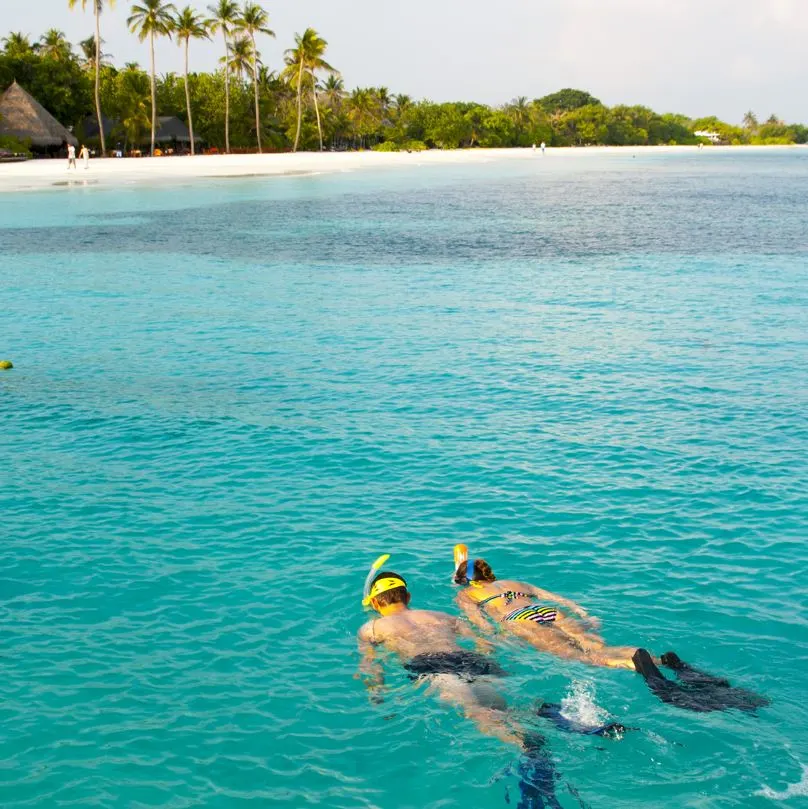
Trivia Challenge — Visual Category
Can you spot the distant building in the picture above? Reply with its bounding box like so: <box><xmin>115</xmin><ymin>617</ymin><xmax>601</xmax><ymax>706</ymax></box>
<box><xmin>0</xmin><ymin>81</ymin><xmax>78</xmax><ymax>154</ymax></box>
<box><xmin>694</xmin><ymin>130</ymin><xmax>722</xmax><ymax>144</ymax></box>
<box><xmin>82</xmin><ymin>114</ymin><xmax>201</xmax><ymax>152</ymax></box>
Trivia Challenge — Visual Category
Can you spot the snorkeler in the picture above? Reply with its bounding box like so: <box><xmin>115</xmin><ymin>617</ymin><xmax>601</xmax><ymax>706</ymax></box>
<box><xmin>358</xmin><ymin>557</ymin><xmax>594</xmax><ymax>808</ymax></box>
<box><xmin>451</xmin><ymin>546</ymin><xmax>768</xmax><ymax>714</ymax></box>
<box><xmin>358</xmin><ymin>556</ymin><xmax>522</xmax><ymax>747</ymax></box>
<box><xmin>357</xmin><ymin>556</ymin><xmax>622</xmax><ymax>808</ymax></box>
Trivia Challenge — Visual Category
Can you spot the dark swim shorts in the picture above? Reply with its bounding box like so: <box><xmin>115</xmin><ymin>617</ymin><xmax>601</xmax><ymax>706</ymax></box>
<box><xmin>403</xmin><ymin>650</ymin><xmax>507</xmax><ymax>681</ymax></box>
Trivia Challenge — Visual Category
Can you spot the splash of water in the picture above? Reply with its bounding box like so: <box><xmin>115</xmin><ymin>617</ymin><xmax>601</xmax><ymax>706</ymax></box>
<box><xmin>559</xmin><ymin>680</ymin><xmax>610</xmax><ymax>728</ymax></box>
<box><xmin>756</xmin><ymin>764</ymin><xmax>808</xmax><ymax>801</ymax></box>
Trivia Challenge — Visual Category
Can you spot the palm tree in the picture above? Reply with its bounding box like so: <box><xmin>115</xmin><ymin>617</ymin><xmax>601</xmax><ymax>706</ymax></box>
<box><xmin>68</xmin><ymin>0</ymin><xmax>114</xmax><ymax>156</ymax></box>
<box><xmin>347</xmin><ymin>87</ymin><xmax>377</xmax><ymax>149</ymax></box>
<box><xmin>393</xmin><ymin>94</ymin><xmax>412</xmax><ymax>113</ymax></box>
<box><xmin>237</xmin><ymin>2</ymin><xmax>274</xmax><ymax>153</ymax></box>
<box><xmin>206</xmin><ymin>0</ymin><xmax>239</xmax><ymax>154</ymax></box>
<box><xmin>507</xmin><ymin>96</ymin><xmax>531</xmax><ymax>131</ymax></box>
<box><xmin>39</xmin><ymin>29</ymin><xmax>72</xmax><ymax>61</ymax></box>
<box><xmin>322</xmin><ymin>74</ymin><xmax>344</xmax><ymax>110</ymax></box>
<box><xmin>284</xmin><ymin>28</ymin><xmax>336</xmax><ymax>152</ymax></box>
<box><xmin>224</xmin><ymin>34</ymin><xmax>253</xmax><ymax>82</ymax></box>
<box><xmin>173</xmin><ymin>7</ymin><xmax>208</xmax><ymax>155</ymax></box>
<box><xmin>78</xmin><ymin>35</ymin><xmax>113</xmax><ymax>69</ymax></box>
<box><xmin>128</xmin><ymin>0</ymin><xmax>177</xmax><ymax>156</ymax></box>
<box><xmin>2</xmin><ymin>32</ymin><xmax>35</xmax><ymax>58</ymax></box>
<box><xmin>375</xmin><ymin>86</ymin><xmax>391</xmax><ymax>118</ymax></box>
<box><xmin>742</xmin><ymin>110</ymin><xmax>758</xmax><ymax>131</ymax></box>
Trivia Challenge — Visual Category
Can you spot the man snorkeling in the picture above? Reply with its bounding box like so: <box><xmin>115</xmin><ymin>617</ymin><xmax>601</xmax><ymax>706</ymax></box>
<box><xmin>451</xmin><ymin>545</ymin><xmax>768</xmax><ymax>713</ymax></box>
<box><xmin>357</xmin><ymin>556</ymin><xmax>626</xmax><ymax>808</ymax></box>
<box><xmin>358</xmin><ymin>561</ymin><xmax>523</xmax><ymax>747</ymax></box>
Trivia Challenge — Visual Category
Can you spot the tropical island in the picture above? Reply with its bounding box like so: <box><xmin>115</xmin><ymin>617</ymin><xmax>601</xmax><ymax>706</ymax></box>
<box><xmin>1</xmin><ymin>1</ymin><xmax>806</xmax><ymax>158</ymax></box>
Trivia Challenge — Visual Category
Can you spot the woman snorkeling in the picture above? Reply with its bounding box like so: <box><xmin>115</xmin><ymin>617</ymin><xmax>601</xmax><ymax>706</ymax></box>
<box><xmin>452</xmin><ymin>545</ymin><xmax>639</xmax><ymax>670</ymax></box>
<box><xmin>452</xmin><ymin>545</ymin><xmax>769</xmax><ymax>713</ymax></box>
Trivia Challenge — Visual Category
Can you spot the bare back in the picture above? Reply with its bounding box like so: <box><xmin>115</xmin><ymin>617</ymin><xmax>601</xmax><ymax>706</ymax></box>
<box><xmin>359</xmin><ymin>608</ymin><xmax>467</xmax><ymax>661</ymax></box>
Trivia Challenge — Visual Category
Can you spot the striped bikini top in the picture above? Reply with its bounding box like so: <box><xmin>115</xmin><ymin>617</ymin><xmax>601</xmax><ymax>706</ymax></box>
<box><xmin>475</xmin><ymin>589</ymin><xmax>534</xmax><ymax>609</ymax></box>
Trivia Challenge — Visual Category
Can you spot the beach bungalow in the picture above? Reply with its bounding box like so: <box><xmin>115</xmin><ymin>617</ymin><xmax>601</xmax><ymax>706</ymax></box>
<box><xmin>153</xmin><ymin>116</ymin><xmax>201</xmax><ymax>154</ymax></box>
<box><xmin>80</xmin><ymin>113</ymin><xmax>201</xmax><ymax>155</ymax></box>
<box><xmin>0</xmin><ymin>81</ymin><xmax>78</xmax><ymax>155</ymax></box>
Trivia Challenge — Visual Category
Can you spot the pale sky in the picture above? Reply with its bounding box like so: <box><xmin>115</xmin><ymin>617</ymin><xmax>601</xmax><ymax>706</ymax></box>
<box><xmin>3</xmin><ymin>0</ymin><xmax>807</xmax><ymax>123</ymax></box>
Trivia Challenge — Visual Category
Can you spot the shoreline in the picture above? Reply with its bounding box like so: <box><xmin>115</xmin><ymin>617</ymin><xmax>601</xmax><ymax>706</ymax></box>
<box><xmin>0</xmin><ymin>144</ymin><xmax>803</xmax><ymax>194</ymax></box>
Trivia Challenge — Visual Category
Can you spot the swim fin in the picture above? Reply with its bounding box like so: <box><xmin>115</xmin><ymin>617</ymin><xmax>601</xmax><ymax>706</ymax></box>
<box><xmin>633</xmin><ymin>649</ymin><xmax>769</xmax><ymax>713</ymax></box>
<box><xmin>515</xmin><ymin>732</ymin><xmax>564</xmax><ymax>809</ymax></box>
<box><xmin>537</xmin><ymin>703</ymin><xmax>631</xmax><ymax>737</ymax></box>
<box><xmin>660</xmin><ymin>651</ymin><xmax>770</xmax><ymax>713</ymax></box>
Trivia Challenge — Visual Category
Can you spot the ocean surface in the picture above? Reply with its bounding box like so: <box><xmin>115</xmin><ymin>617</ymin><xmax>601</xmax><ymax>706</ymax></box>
<box><xmin>1</xmin><ymin>150</ymin><xmax>807</xmax><ymax>808</ymax></box>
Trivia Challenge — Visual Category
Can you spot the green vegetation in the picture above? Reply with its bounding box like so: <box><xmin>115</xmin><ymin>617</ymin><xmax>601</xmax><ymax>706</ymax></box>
<box><xmin>2</xmin><ymin>21</ymin><xmax>807</xmax><ymax>153</ymax></box>
<box><xmin>0</xmin><ymin>134</ymin><xmax>32</xmax><ymax>155</ymax></box>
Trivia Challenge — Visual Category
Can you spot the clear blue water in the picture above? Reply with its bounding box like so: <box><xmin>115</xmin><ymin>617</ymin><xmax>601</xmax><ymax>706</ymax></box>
<box><xmin>1</xmin><ymin>151</ymin><xmax>807</xmax><ymax>808</ymax></box>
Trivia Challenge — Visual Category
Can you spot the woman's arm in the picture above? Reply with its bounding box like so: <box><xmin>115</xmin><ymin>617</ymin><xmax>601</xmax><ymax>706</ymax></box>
<box><xmin>456</xmin><ymin>591</ymin><xmax>495</xmax><ymax>635</ymax></box>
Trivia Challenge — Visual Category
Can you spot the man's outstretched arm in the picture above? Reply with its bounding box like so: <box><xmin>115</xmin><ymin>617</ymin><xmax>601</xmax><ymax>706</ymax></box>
<box><xmin>357</xmin><ymin>622</ymin><xmax>385</xmax><ymax>703</ymax></box>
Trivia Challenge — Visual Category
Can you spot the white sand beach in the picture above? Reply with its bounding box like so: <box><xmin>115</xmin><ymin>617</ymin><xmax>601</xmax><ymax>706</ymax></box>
<box><xmin>0</xmin><ymin>145</ymin><xmax>802</xmax><ymax>193</ymax></box>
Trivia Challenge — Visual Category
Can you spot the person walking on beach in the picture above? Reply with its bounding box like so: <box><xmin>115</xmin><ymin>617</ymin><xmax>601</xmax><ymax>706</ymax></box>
<box><xmin>541</xmin><ymin>141</ymin><xmax>546</xmax><ymax>154</ymax></box>
<box><xmin>80</xmin><ymin>145</ymin><xmax>90</xmax><ymax>170</ymax></box>
<box><xmin>67</xmin><ymin>143</ymin><xmax>77</xmax><ymax>170</ymax></box>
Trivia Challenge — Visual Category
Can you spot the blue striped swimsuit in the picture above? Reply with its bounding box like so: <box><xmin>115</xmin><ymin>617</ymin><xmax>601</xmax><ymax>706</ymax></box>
<box><xmin>477</xmin><ymin>590</ymin><xmax>558</xmax><ymax>624</ymax></box>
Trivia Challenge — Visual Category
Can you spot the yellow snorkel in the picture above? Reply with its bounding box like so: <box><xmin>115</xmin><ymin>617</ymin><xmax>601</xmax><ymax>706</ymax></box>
<box><xmin>362</xmin><ymin>554</ymin><xmax>391</xmax><ymax>607</ymax></box>
<box><xmin>453</xmin><ymin>543</ymin><xmax>470</xmax><ymax>584</ymax></box>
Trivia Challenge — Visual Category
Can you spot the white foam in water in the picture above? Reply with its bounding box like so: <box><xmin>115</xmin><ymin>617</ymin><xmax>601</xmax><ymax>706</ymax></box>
<box><xmin>559</xmin><ymin>680</ymin><xmax>610</xmax><ymax>727</ymax></box>
<box><xmin>756</xmin><ymin>764</ymin><xmax>808</xmax><ymax>801</ymax></box>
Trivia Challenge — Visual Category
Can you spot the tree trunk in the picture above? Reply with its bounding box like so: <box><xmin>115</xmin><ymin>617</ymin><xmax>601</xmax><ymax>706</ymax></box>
<box><xmin>251</xmin><ymin>33</ymin><xmax>261</xmax><ymax>154</ymax></box>
<box><xmin>293</xmin><ymin>56</ymin><xmax>304</xmax><ymax>152</ymax></box>
<box><xmin>184</xmin><ymin>39</ymin><xmax>194</xmax><ymax>155</ymax></box>
<box><xmin>312</xmin><ymin>83</ymin><xmax>323</xmax><ymax>151</ymax></box>
<box><xmin>149</xmin><ymin>31</ymin><xmax>157</xmax><ymax>156</ymax></box>
<box><xmin>94</xmin><ymin>6</ymin><xmax>106</xmax><ymax>156</ymax></box>
<box><xmin>222</xmin><ymin>30</ymin><xmax>230</xmax><ymax>153</ymax></box>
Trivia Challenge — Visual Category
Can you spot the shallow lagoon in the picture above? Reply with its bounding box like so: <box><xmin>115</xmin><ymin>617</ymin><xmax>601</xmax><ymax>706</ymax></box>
<box><xmin>1</xmin><ymin>151</ymin><xmax>807</xmax><ymax>807</ymax></box>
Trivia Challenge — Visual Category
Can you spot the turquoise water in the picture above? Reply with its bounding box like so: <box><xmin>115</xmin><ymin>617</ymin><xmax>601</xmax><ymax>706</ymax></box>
<box><xmin>1</xmin><ymin>151</ymin><xmax>807</xmax><ymax>808</ymax></box>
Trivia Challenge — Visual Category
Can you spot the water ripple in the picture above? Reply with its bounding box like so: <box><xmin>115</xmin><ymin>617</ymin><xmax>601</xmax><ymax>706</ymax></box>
<box><xmin>2</xmin><ymin>152</ymin><xmax>807</xmax><ymax>808</ymax></box>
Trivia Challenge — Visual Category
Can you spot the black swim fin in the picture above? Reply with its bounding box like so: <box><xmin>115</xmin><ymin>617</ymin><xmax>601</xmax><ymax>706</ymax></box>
<box><xmin>516</xmin><ymin>732</ymin><xmax>563</xmax><ymax>809</ymax></box>
<box><xmin>633</xmin><ymin>649</ymin><xmax>769</xmax><ymax>713</ymax></box>
<box><xmin>660</xmin><ymin>651</ymin><xmax>770</xmax><ymax>713</ymax></box>
<box><xmin>537</xmin><ymin>703</ymin><xmax>631</xmax><ymax>737</ymax></box>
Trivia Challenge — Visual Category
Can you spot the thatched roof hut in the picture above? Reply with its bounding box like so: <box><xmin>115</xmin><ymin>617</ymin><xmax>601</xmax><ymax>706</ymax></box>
<box><xmin>155</xmin><ymin>116</ymin><xmax>200</xmax><ymax>144</ymax></box>
<box><xmin>0</xmin><ymin>81</ymin><xmax>78</xmax><ymax>149</ymax></box>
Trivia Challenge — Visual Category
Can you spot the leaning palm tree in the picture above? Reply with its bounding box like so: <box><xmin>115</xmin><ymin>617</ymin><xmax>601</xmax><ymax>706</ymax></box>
<box><xmin>237</xmin><ymin>2</ymin><xmax>274</xmax><ymax>153</ymax></box>
<box><xmin>283</xmin><ymin>28</ymin><xmax>336</xmax><ymax>152</ymax></box>
<box><xmin>206</xmin><ymin>0</ymin><xmax>239</xmax><ymax>154</ymax></box>
<box><xmin>39</xmin><ymin>29</ymin><xmax>72</xmax><ymax>61</ymax></box>
<box><xmin>68</xmin><ymin>0</ymin><xmax>114</xmax><ymax>155</ymax></box>
<box><xmin>128</xmin><ymin>0</ymin><xmax>177</xmax><ymax>156</ymax></box>
<box><xmin>173</xmin><ymin>7</ymin><xmax>208</xmax><ymax>155</ymax></box>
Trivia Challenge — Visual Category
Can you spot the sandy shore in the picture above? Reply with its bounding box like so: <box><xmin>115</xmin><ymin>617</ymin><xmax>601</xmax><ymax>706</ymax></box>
<box><xmin>0</xmin><ymin>145</ymin><xmax>802</xmax><ymax>193</ymax></box>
